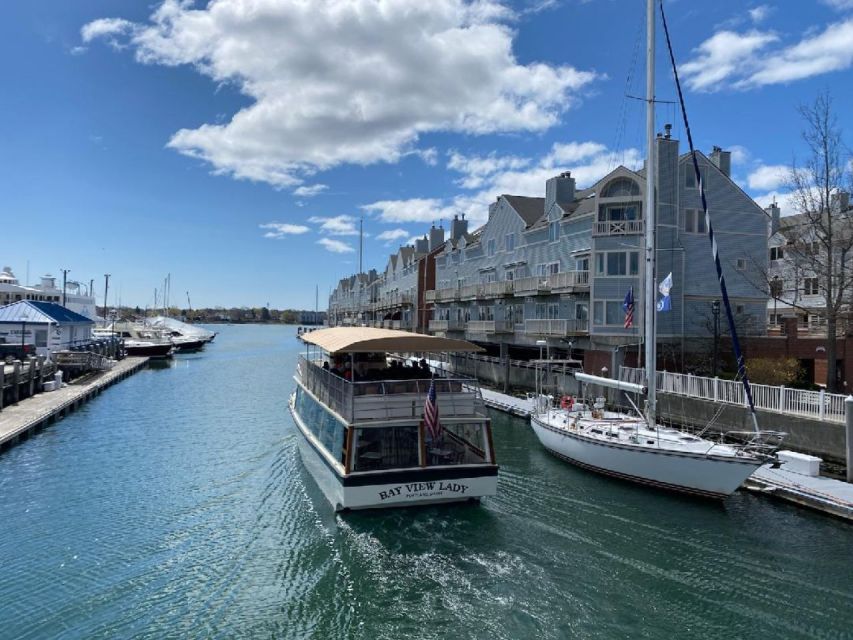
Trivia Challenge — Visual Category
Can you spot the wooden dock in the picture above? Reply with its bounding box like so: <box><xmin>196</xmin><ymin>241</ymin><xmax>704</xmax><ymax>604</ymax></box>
<box><xmin>0</xmin><ymin>357</ymin><xmax>149</xmax><ymax>452</ymax></box>
<box><xmin>480</xmin><ymin>385</ymin><xmax>852</xmax><ymax>521</ymax></box>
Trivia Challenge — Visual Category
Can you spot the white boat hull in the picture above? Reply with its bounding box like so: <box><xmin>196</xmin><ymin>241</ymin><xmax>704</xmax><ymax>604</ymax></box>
<box><xmin>291</xmin><ymin>400</ymin><xmax>498</xmax><ymax>511</ymax></box>
<box><xmin>530</xmin><ymin>415</ymin><xmax>762</xmax><ymax>498</ymax></box>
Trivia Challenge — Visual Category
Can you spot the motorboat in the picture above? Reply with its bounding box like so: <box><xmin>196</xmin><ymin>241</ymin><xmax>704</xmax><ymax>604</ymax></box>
<box><xmin>93</xmin><ymin>323</ymin><xmax>174</xmax><ymax>359</ymax></box>
<box><xmin>289</xmin><ymin>327</ymin><xmax>498</xmax><ymax>511</ymax></box>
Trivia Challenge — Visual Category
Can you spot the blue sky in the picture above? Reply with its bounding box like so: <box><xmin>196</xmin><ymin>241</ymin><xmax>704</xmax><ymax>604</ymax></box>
<box><xmin>2</xmin><ymin>0</ymin><xmax>852</xmax><ymax>310</ymax></box>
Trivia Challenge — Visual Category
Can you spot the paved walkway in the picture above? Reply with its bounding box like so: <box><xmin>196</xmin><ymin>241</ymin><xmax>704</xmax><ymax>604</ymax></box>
<box><xmin>0</xmin><ymin>357</ymin><xmax>148</xmax><ymax>449</ymax></box>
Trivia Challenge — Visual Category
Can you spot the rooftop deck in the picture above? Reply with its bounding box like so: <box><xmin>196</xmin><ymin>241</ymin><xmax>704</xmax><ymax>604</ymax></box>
<box><xmin>296</xmin><ymin>356</ymin><xmax>486</xmax><ymax>424</ymax></box>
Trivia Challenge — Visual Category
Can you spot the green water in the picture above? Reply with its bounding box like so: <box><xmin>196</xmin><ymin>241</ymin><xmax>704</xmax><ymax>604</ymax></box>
<box><xmin>0</xmin><ymin>325</ymin><xmax>850</xmax><ymax>639</ymax></box>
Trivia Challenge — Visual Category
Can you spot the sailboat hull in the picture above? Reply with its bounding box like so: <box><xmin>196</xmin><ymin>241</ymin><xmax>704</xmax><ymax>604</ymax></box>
<box><xmin>531</xmin><ymin>416</ymin><xmax>762</xmax><ymax>498</ymax></box>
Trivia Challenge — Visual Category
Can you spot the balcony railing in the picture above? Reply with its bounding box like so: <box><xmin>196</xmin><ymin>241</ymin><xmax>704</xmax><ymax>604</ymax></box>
<box><xmin>459</xmin><ymin>284</ymin><xmax>481</xmax><ymax>300</ymax></box>
<box><xmin>428</xmin><ymin>318</ymin><xmax>465</xmax><ymax>332</ymax></box>
<box><xmin>466</xmin><ymin>320</ymin><xmax>515</xmax><ymax>334</ymax></box>
<box><xmin>523</xmin><ymin>318</ymin><xmax>589</xmax><ymax>336</ymax></box>
<box><xmin>480</xmin><ymin>281</ymin><xmax>514</xmax><ymax>298</ymax></box>
<box><xmin>512</xmin><ymin>276</ymin><xmax>551</xmax><ymax>294</ymax></box>
<box><xmin>593</xmin><ymin>220</ymin><xmax>644</xmax><ymax>236</ymax></box>
<box><xmin>549</xmin><ymin>270</ymin><xmax>590</xmax><ymax>290</ymax></box>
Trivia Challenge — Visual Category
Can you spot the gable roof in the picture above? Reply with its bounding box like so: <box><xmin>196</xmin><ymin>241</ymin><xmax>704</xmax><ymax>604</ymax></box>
<box><xmin>0</xmin><ymin>300</ymin><xmax>94</xmax><ymax>324</ymax></box>
<box><xmin>504</xmin><ymin>195</ymin><xmax>545</xmax><ymax>227</ymax></box>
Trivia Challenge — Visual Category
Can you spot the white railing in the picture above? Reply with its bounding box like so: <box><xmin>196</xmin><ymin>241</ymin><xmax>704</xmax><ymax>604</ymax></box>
<box><xmin>481</xmin><ymin>281</ymin><xmax>514</xmax><ymax>297</ymax></box>
<box><xmin>523</xmin><ymin>319</ymin><xmax>589</xmax><ymax>336</ymax></box>
<box><xmin>512</xmin><ymin>276</ymin><xmax>550</xmax><ymax>294</ymax></box>
<box><xmin>459</xmin><ymin>284</ymin><xmax>481</xmax><ymax>299</ymax></box>
<box><xmin>618</xmin><ymin>366</ymin><xmax>845</xmax><ymax>423</ymax></box>
<box><xmin>548</xmin><ymin>271</ymin><xmax>590</xmax><ymax>289</ymax></box>
<box><xmin>428</xmin><ymin>318</ymin><xmax>465</xmax><ymax>332</ymax></box>
<box><xmin>593</xmin><ymin>220</ymin><xmax>644</xmax><ymax>236</ymax></box>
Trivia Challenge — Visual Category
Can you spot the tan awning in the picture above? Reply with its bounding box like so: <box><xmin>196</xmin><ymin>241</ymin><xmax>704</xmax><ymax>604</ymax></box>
<box><xmin>300</xmin><ymin>327</ymin><xmax>484</xmax><ymax>354</ymax></box>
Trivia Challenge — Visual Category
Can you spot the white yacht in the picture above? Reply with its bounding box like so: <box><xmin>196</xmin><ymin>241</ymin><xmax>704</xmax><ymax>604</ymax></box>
<box><xmin>149</xmin><ymin>316</ymin><xmax>216</xmax><ymax>351</ymax></box>
<box><xmin>290</xmin><ymin>327</ymin><xmax>498</xmax><ymax>511</ymax></box>
<box><xmin>0</xmin><ymin>268</ymin><xmax>97</xmax><ymax>320</ymax></box>
<box><xmin>94</xmin><ymin>322</ymin><xmax>174</xmax><ymax>359</ymax></box>
<box><xmin>529</xmin><ymin>0</ymin><xmax>780</xmax><ymax>498</ymax></box>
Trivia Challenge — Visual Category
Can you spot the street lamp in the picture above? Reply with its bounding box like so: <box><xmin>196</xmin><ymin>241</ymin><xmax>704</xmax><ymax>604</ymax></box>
<box><xmin>711</xmin><ymin>299</ymin><xmax>721</xmax><ymax>377</ymax></box>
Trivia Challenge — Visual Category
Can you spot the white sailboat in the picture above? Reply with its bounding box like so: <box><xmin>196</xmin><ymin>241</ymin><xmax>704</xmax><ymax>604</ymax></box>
<box><xmin>529</xmin><ymin>0</ymin><xmax>781</xmax><ymax>498</ymax></box>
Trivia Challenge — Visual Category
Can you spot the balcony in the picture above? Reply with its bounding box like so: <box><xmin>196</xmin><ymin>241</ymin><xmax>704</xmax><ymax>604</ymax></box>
<box><xmin>428</xmin><ymin>318</ymin><xmax>465</xmax><ymax>332</ymax></box>
<box><xmin>523</xmin><ymin>318</ymin><xmax>589</xmax><ymax>336</ymax></box>
<box><xmin>466</xmin><ymin>320</ymin><xmax>515</xmax><ymax>334</ymax></box>
<box><xmin>427</xmin><ymin>287</ymin><xmax>460</xmax><ymax>302</ymax></box>
<box><xmin>549</xmin><ymin>270</ymin><xmax>589</xmax><ymax>290</ymax></box>
<box><xmin>480</xmin><ymin>281</ymin><xmax>514</xmax><ymax>298</ymax></box>
<box><xmin>593</xmin><ymin>220</ymin><xmax>644</xmax><ymax>236</ymax></box>
<box><xmin>459</xmin><ymin>284</ymin><xmax>482</xmax><ymax>300</ymax></box>
<box><xmin>512</xmin><ymin>276</ymin><xmax>551</xmax><ymax>295</ymax></box>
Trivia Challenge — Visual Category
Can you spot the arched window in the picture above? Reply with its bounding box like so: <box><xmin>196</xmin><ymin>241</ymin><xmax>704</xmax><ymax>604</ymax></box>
<box><xmin>602</xmin><ymin>178</ymin><xmax>640</xmax><ymax>197</ymax></box>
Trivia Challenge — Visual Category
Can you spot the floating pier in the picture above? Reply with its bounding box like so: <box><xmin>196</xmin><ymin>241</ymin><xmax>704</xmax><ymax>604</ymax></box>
<box><xmin>0</xmin><ymin>356</ymin><xmax>149</xmax><ymax>452</ymax></box>
<box><xmin>480</xmin><ymin>385</ymin><xmax>852</xmax><ymax>521</ymax></box>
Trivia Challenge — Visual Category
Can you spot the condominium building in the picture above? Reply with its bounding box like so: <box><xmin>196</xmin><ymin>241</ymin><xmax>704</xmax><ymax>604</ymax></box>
<box><xmin>329</xmin><ymin>132</ymin><xmax>769</xmax><ymax>372</ymax></box>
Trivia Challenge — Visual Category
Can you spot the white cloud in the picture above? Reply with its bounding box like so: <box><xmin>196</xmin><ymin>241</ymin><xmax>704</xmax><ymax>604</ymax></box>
<box><xmin>362</xmin><ymin>198</ymin><xmax>458</xmax><ymax>224</ymax></box>
<box><xmin>81</xmin><ymin>17</ymin><xmax>135</xmax><ymax>43</ymax></box>
<box><xmin>309</xmin><ymin>214</ymin><xmax>360</xmax><ymax>236</ymax></box>
<box><xmin>318</xmin><ymin>237</ymin><xmax>355</xmax><ymax>253</ymax></box>
<box><xmin>376</xmin><ymin>228</ymin><xmax>410</xmax><ymax>243</ymax></box>
<box><xmin>364</xmin><ymin>140</ymin><xmax>644</xmax><ymax>228</ymax></box>
<box><xmin>82</xmin><ymin>0</ymin><xmax>599</xmax><ymax>189</ymax></box>
<box><xmin>748</xmin><ymin>5</ymin><xmax>772</xmax><ymax>23</ymax></box>
<box><xmin>680</xmin><ymin>30</ymin><xmax>778</xmax><ymax>91</ymax></box>
<box><xmin>742</xmin><ymin>18</ymin><xmax>853</xmax><ymax>87</ymax></box>
<box><xmin>681</xmin><ymin>18</ymin><xmax>853</xmax><ymax>91</ymax></box>
<box><xmin>259</xmin><ymin>222</ymin><xmax>310</xmax><ymax>238</ymax></box>
<box><xmin>751</xmin><ymin>190</ymin><xmax>797</xmax><ymax>216</ymax></box>
<box><xmin>747</xmin><ymin>164</ymin><xmax>789</xmax><ymax>191</ymax></box>
<box><xmin>822</xmin><ymin>0</ymin><xmax>853</xmax><ymax>10</ymax></box>
<box><xmin>293</xmin><ymin>184</ymin><xmax>328</xmax><ymax>198</ymax></box>
<box><xmin>728</xmin><ymin>145</ymin><xmax>751</xmax><ymax>166</ymax></box>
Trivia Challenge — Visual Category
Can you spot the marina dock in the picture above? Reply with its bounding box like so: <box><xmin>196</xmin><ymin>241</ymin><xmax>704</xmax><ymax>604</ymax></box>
<box><xmin>0</xmin><ymin>356</ymin><xmax>149</xmax><ymax>452</ymax></box>
<box><xmin>479</xmin><ymin>385</ymin><xmax>853</xmax><ymax>521</ymax></box>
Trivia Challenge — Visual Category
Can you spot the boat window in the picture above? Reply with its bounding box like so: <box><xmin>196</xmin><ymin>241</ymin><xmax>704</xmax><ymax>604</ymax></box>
<box><xmin>295</xmin><ymin>386</ymin><xmax>346</xmax><ymax>463</ymax></box>
<box><xmin>428</xmin><ymin>422</ymin><xmax>489</xmax><ymax>466</ymax></box>
<box><xmin>352</xmin><ymin>426</ymin><xmax>419</xmax><ymax>471</ymax></box>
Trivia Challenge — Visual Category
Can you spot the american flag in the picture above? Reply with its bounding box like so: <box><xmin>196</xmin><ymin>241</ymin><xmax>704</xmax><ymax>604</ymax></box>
<box><xmin>424</xmin><ymin>378</ymin><xmax>443</xmax><ymax>442</ymax></box>
<box><xmin>623</xmin><ymin>286</ymin><xmax>634</xmax><ymax>329</ymax></box>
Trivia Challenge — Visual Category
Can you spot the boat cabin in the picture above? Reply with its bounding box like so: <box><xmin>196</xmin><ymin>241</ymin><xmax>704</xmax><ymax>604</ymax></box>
<box><xmin>295</xmin><ymin>327</ymin><xmax>495</xmax><ymax>474</ymax></box>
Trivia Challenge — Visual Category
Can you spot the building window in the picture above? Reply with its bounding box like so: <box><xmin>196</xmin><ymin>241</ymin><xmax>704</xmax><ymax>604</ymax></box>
<box><xmin>601</xmin><ymin>178</ymin><xmax>640</xmax><ymax>197</ymax></box>
<box><xmin>769</xmin><ymin>246</ymin><xmax>784</xmax><ymax>261</ymax></box>
<box><xmin>683</xmin><ymin>209</ymin><xmax>706</xmax><ymax>234</ymax></box>
<box><xmin>685</xmin><ymin>165</ymin><xmax>703</xmax><ymax>188</ymax></box>
<box><xmin>505</xmin><ymin>269</ymin><xmax>514</xmax><ymax>281</ymax></box>
<box><xmin>478</xmin><ymin>306</ymin><xmax>494</xmax><ymax>321</ymax></box>
<box><xmin>505</xmin><ymin>233</ymin><xmax>516</xmax><ymax>252</ymax></box>
<box><xmin>549</xmin><ymin>220</ymin><xmax>560</xmax><ymax>242</ymax></box>
<box><xmin>770</xmin><ymin>277</ymin><xmax>783</xmax><ymax>298</ymax></box>
<box><xmin>536</xmin><ymin>262</ymin><xmax>560</xmax><ymax>277</ymax></box>
<box><xmin>575</xmin><ymin>303</ymin><xmax>588</xmax><ymax>321</ymax></box>
<box><xmin>548</xmin><ymin>303</ymin><xmax>559</xmax><ymax>319</ymax></box>
<box><xmin>735</xmin><ymin>304</ymin><xmax>745</xmax><ymax>314</ymax></box>
<box><xmin>736</xmin><ymin>258</ymin><xmax>747</xmax><ymax>271</ymax></box>
<box><xmin>507</xmin><ymin>304</ymin><xmax>524</xmax><ymax>324</ymax></box>
<box><xmin>599</xmin><ymin>204</ymin><xmax>640</xmax><ymax>222</ymax></box>
<box><xmin>575</xmin><ymin>255</ymin><xmax>589</xmax><ymax>272</ymax></box>
<box><xmin>487</xmin><ymin>239</ymin><xmax>496</xmax><ymax>257</ymax></box>
<box><xmin>595</xmin><ymin>251</ymin><xmax>639</xmax><ymax>276</ymax></box>
<box><xmin>593</xmin><ymin>300</ymin><xmax>627</xmax><ymax>326</ymax></box>
<box><xmin>804</xmin><ymin>278</ymin><xmax>819</xmax><ymax>295</ymax></box>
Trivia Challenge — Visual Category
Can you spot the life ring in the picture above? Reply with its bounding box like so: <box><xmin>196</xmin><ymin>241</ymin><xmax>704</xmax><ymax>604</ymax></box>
<box><xmin>560</xmin><ymin>395</ymin><xmax>574</xmax><ymax>410</ymax></box>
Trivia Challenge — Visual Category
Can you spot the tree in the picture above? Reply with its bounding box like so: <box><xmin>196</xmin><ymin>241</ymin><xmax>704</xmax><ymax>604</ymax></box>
<box><xmin>776</xmin><ymin>91</ymin><xmax>853</xmax><ymax>391</ymax></box>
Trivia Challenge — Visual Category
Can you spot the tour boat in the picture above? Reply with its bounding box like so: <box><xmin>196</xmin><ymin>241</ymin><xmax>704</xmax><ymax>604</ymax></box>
<box><xmin>529</xmin><ymin>0</ymin><xmax>781</xmax><ymax>498</ymax></box>
<box><xmin>289</xmin><ymin>327</ymin><xmax>498</xmax><ymax>511</ymax></box>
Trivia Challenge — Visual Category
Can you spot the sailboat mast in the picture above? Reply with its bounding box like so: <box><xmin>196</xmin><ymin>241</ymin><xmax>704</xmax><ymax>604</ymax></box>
<box><xmin>643</xmin><ymin>0</ymin><xmax>657</xmax><ymax>426</ymax></box>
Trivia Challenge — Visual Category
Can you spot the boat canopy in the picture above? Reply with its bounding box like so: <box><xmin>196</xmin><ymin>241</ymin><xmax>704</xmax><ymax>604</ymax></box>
<box><xmin>301</xmin><ymin>327</ymin><xmax>485</xmax><ymax>354</ymax></box>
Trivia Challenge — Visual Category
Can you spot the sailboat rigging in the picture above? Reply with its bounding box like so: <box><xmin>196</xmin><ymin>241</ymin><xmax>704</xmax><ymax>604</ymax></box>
<box><xmin>528</xmin><ymin>0</ymin><xmax>781</xmax><ymax>498</ymax></box>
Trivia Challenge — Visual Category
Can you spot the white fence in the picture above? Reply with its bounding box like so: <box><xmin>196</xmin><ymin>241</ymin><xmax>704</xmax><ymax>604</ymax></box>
<box><xmin>619</xmin><ymin>366</ymin><xmax>846</xmax><ymax>423</ymax></box>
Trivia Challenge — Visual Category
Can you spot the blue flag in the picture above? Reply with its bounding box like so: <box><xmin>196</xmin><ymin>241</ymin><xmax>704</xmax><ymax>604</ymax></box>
<box><xmin>657</xmin><ymin>272</ymin><xmax>673</xmax><ymax>312</ymax></box>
